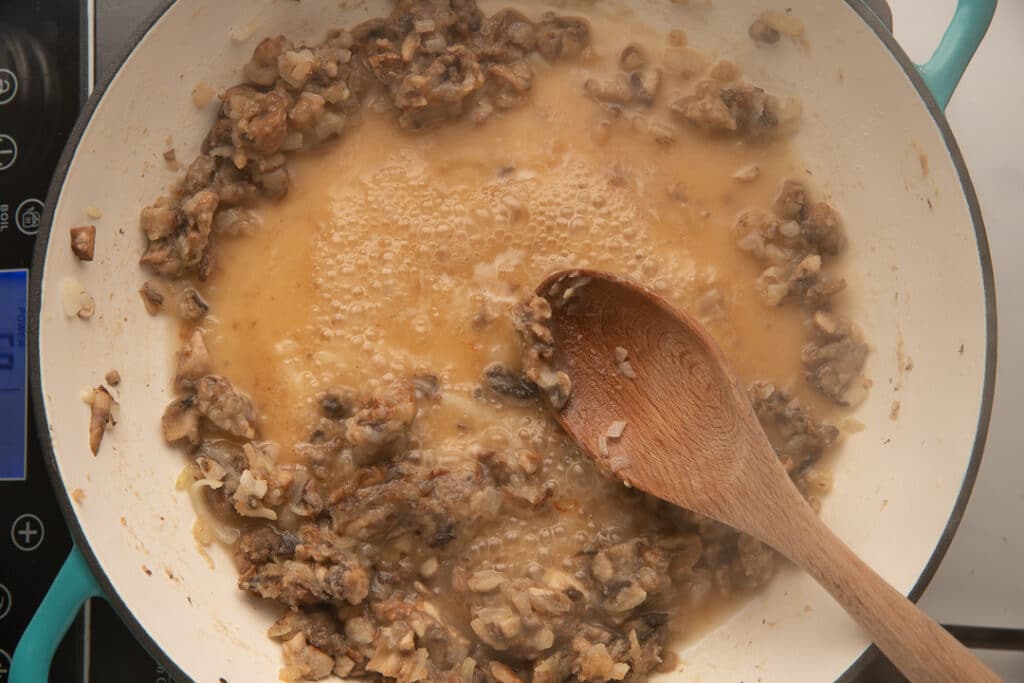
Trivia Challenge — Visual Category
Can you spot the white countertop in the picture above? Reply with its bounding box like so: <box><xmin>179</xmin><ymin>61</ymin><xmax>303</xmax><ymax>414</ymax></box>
<box><xmin>891</xmin><ymin>1</ymin><xmax>1023</xmax><ymax>678</ymax></box>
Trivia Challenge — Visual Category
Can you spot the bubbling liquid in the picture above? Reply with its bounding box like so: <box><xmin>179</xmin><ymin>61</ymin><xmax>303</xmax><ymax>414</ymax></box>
<box><xmin>202</xmin><ymin>40</ymin><xmax>830</xmax><ymax>452</ymax></box>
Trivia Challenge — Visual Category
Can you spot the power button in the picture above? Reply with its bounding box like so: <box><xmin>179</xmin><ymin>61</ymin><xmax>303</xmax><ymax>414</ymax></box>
<box><xmin>0</xmin><ymin>69</ymin><xmax>16</xmax><ymax>106</ymax></box>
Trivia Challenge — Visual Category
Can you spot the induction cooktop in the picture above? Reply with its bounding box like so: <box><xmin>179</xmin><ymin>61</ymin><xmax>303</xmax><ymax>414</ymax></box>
<box><xmin>0</xmin><ymin>1</ymin><xmax>1012</xmax><ymax>681</ymax></box>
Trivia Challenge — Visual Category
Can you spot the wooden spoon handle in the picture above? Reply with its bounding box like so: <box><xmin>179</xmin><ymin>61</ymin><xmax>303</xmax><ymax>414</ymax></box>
<box><xmin>776</xmin><ymin>505</ymin><xmax>1002</xmax><ymax>683</ymax></box>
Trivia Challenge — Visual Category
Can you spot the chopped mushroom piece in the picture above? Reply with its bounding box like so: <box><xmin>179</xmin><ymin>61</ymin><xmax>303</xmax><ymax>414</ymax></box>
<box><xmin>317</xmin><ymin>386</ymin><xmax>357</xmax><ymax>419</ymax></box>
<box><xmin>178</xmin><ymin>288</ymin><xmax>210</xmax><ymax>321</ymax></box>
<box><xmin>483</xmin><ymin>362</ymin><xmax>539</xmax><ymax>401</ymax></box>
<box><xmin>535</xmin><ymin>13</ymin><xmax>591</xmax><ymax>61</ymax></box>
<box><xmin>105</xmin><ymin>369</ymin><xmax>121</xmax><ymax>386</ymax></box>
<box><xmin>801</xmin><ymin>321</ymin><xmax>870</xmax><ymax>405</ymax></box>
<box><xmin>630</xmin><ymin>68</ymin><xmax>661</xmax><ymax>105</ymax></box>
<box><xmin>280</xmin><ymin>632</ymin><xmax>335</xmax><ymax>681</ymax></box>
<box><xmin>176</xmin><ymin>329</ymin><xmax>212</xmax><ymax>390</ymax></box>
<box><xmin>140</xmin><ymin>280</ymin><xmax>165</xmax><ymax>314</ymax></box>
<box><xmin>514</xmin><ymin>295</ymin><xmax>573</xmax><ymax>409</ymax></box>
<box><xmin>773</xmin><ymin>178</ymin><xmax>807</xmax><ymax>219</ymax></box>
<box><xmin>748</xmin><ymin>381</ymin><xmax>839</xmax><ymax>472</ymax></box>
<box><xmin>162</xmin><ymin>396</ymin><xmax>201</xmax><ymax>444</ymax></box>
<box><xmin>70</xmin><ymin>226</ymin><xmax>96</xmax><ymax>261</ymax></box>
<box><xmin>619</xmin><ymin>43</ymin><xmax>647</xmax><ymax>70</ymax></box>
<box><xmin>87</xmin><ymin>386</ymin><xmax>116</xmax><ymax>455</ymax></box>
<box><xmin>584</xmin><ymin>74</ymin><xmax>633</xmax><ymax>104</ymax></box>
<box><xmin>195</xmin><ymin>375</ymin><xmax>257</xmax><ymax>439</ymax></box>
<box><xmin>670</xmin><ymin>80</ymin><xmax>788</xmax><ymax>136</ymax></box>
<box><xmin>748</xmin><ymin>18</ymin><xmax>780</xmax><ymax>44</ymax></box>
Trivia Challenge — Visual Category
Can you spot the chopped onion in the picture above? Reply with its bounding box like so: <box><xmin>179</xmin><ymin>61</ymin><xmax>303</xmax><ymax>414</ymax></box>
<box><xmin>613</xmin><ymin>346</ymin><xmax>638</xmax><ymax>379</ymax></box>
<box><xmin>208</xmin><ymin>145</ymin><xmax>233</xmax><ymax>158</ymax></box>
<box><xmin>609</xmin><ymin>456</ymin><xmax>631</xmax><ymax>473</ymax></box>
<box><xmin>193</xmin><ymin>518</ymin><xmax>214</xmax><ymax>546</ymax></box>
<box><xmin>244</xmin><ymin>506</ymin><xmax>279</xmax><ymax>521</ymax></box>
<box><xmin>731</xmin><ymin>164</ymin><xmax>759</xmax><ymax>182</ymax></box>
<box><xmin>779</xmin><ymin>220</ymin><xmax>801</xmax><ymax>238</ymax></box>
<box><xmin>186</xmin><ymin>481</ymin><xmax>240</xmax><ymax>545</ymax></box>
<box><xmin>61</xmin><ymin>277</ymin><xmax>93</xmax><ymax>318</ymax></box>
<box><xmin>287</xmin><ymin>467</ymin><xmax>312</xmax><ymax>516</ymax></box>
<box><xmin>175</xmin><ymin>464</ymin><xmax>196</xmax><ymax>490</ymax></box>
<box><xmin>761</xmin><ymin>10</ymin><xmax>805</xmax><ymax>38</ymax></box>
<box><xmin>606</xmin><ymin>420</ymin><xmax>627</xmax><ymax>439</ymax></box>
<box><xmin>191</xmin><ymin>81</ymin><xmax>216</xmax><ymax>108</ymax></box>
<box><xmin>422</xmin><ymin>34</ymin><xmax>447</xmax><ymax>52</ymax></box>
<box><xmin>230</xmin><ymin>16</ymin><xmax>262</xmax><ymax>42</ymax></box>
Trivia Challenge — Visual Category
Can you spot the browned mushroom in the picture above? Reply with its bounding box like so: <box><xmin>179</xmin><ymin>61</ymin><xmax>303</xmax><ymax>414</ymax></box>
<box><xmin>178</xmin><ymin>288</ymin><xmax>210</xmax><ymax>321</ymax></box>
<box><xmin>162</xmin><ymin>396</ymin><xmax>201</xmax><ymax>444</ymax></box>
<box><xmin>70</xmin><ymin>226</ymin><xmax>96</xmax><ymax>261</ymax></box>
<box><xmin>176</xmin><ymin>329</ymin><xmax>212</xmax><ymax>390</ymax></box>
<box><xmin>139</xmin><ymin>280</ymin><xmax>165</xmax><ymax>314</ymax></box>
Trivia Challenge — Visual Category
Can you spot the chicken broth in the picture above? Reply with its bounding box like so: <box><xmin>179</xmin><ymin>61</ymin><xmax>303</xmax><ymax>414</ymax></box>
<box><xmin>204</xmin><ymin>73</ymin><xmax>828</xmax><ymax>452</ymax></box>
<box><xmin>143</xmin><ymin>1</ymin><xmax>868</xmax><ymax>681</ymax></box>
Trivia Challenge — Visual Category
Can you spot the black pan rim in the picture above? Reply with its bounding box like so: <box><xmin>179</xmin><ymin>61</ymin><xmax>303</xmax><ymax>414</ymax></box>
<box><xmin>27</xmin><ymin>1</ymin><xmax>997</xmax><ymax>681</ymax></box>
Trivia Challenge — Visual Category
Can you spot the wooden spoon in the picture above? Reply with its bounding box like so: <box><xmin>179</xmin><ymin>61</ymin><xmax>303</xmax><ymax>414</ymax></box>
<box><xmin>535</xmin><ymin>269</ymin><xmax>1000</xmax><ymax>683</ymax></box>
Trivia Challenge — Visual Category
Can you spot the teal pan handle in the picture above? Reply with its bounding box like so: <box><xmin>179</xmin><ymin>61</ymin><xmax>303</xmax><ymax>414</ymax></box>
<box><xmin>10</xmin><ymin>546</ymin><xmax>103</xmax><ymax>683</ymax></box>
<box><xmin>912</xmin><ymin>0</ymin><xmax>997</xmax><ymax>109</ymax></box>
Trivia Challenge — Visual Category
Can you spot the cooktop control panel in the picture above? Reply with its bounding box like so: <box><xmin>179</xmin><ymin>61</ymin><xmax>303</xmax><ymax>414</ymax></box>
<box><xmin>0</xmin><ymin>1</ymin><xmax>990</xmax><ymax>682</ymax></box>
<box><xmin>0</xmin><ymin>0</ymin><xmax>85</xmax><ymax>679</ymax></box>
<box><xmin>1</xmin><ymin>0</ymin><xmax>180</xmax><ymax>679</ymax></box>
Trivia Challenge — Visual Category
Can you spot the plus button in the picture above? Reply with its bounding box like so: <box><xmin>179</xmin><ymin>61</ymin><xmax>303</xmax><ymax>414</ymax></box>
<box><xmin>10</xmin><ymin>513</ymin><xmax>44</xmax><ymax>552</ymax></box>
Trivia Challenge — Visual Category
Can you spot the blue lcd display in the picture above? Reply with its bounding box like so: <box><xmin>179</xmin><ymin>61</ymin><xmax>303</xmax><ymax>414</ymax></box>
<box><xmin>0</xmin><ymin>269</ymin><xmax>28</xmax><ymax>480</ymax></box>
